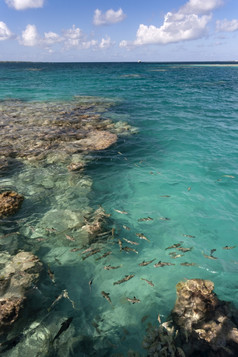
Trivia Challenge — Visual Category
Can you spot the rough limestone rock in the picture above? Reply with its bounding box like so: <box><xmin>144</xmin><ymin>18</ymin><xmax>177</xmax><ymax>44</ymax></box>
<box><xmin>0</xmin><ymin>191</ymin><xmax>24</xmax><ymax>218</ymax></box>
<box><xmin>0</xmin><ymin>251</ymin><xmax>42</xmax><ymax>333</ymax></box>
<box><xmin>143</xmin><ymin>279</ymin><xmax>238</xmax><ymax>357</ymax></box>
<box><xmin>78</xmin><ymin>130</ymin><xmax>117</xmax><ymax>151</ymax></box>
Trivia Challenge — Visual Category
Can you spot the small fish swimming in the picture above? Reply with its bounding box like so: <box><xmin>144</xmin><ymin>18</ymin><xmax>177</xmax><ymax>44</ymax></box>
<box><xmin>118</xmin><ymin>239</ymin><xmax>122</xmax><ymax>251</ymax></box>
<box><xmin>187</xmin><ymin>187</ymin><xmax>191</xmax><ymax>191</ymax></box>
<box><xmin>176</xmin><ymin>247</ymin><xmax>193</xmax><ymax>253</ymax></box>
<box><xmin>122</xmin><ymin>246</ymin><xmax>138</xmax><ymax>254</ymax></box>
<box><xmin>136</xmin><ymin>233</ymin><xmax>150</xmax><ymax>242</ymax></box>
<box><xmin>104</xmin><ymin>265</ymin><xmax>121</xmax><ymax>270</ymax></box>
<box><xmin>210</xmin><ymin>248</ymin><xmax>216</xmax><ymax>256</ymax></box>
<box><xmin>45</xmin><ymin>227</ymin><xmax>57</xmax><ymax>233</ymax></box>
<box><xmin>222</xmin><ymin>175</ymin><xmax>235</xmax><ymax>178</ymax></box>
<box><xmin>139</xmin><ymin>259</ymin><xmax>155</xmax><ymax>266</ymax></box>
<box><xmin>70</xmin><ymin>248</ymin><xmax>81</xmax><ymax>252</ymax></box>
<box><xmin>223</xmin><ymin>245</ymin><xmax>236</xmax><ymax>250</ymax></box>
<box><xmin>202</xmin><ymin>251</ymin><xmax>218</xmax><ymax>260</ymax></box>
<box><xmin>81</xmin><ymin>247</ymin><xmax>93</xmax><ymax>254</ymax></box>
<box><xmin>114</xmin><ymin>209</ymin><xmax>128</xmax><ymax>215</ymax></box>
<box><xmin>123</xmin><ymin>225</ymin><xmax>130</xmax><ymax>231</ymax></box>
<box><xmin>53</xmin><ymin>317</ymin><xmax>73</xmax><ymax>342</ymax></box>
<box><xmin>82</xmin><ymin>248</ymin><xmax>101</xmax><ymax>260</ymax></box>
<box><xmin>160</xmin><ymin>195</ymin><xmax>170</xmax><ymax>198</ymax></box>
<box><xmin>138</xmin><ymin>217</ymin><xmax>153</xmax><ymax>222</ymax></box>
<box><xmin>183</xmin><ymin>234</ymin><xmax>196</xmax><ymax>238</ymax></box>
<box><xmin>159</xmin><ymin>217</ymin><xmax>170</xmax><ymax>221</ymax></box>
<box><xmin>141</xmin><ymin>278</ymin><xmax>154</xmax><ymax>287</ymax></box>
<box><xmin>180</xmin><ymin>262</ymin><xmax>197</xmax><ymax>266</ymax></box>
<box><xmin>165</xmin><ymin>243</ymin><xmax>181</xmax><ymax>250</ymax></box>
<box><xmin>123</xmin><ymin>238</ymin><xmax>139</xmax><ymax>245</ymax></box>
<box><xmin>95</xmin><ymin>251</ymin><xmax>112</xmax><ymax>260</ymax></box>
<box><xmin>113</xmin><ymin>274</ymin><xmax>135</xmax><ymax>285</ymax></box>
<box><xmin>126</xmin><ymin>296</ymin><xmax>141</xmax><ymax>304</ymax></box>
<box><xmin>89</xmin><ymin>279</ymin><xmax>93</xmax><ymax>293</ymax></box>
<box><xmin>157</xmin><ymin>313</ymin><xmax>161</xmax><ymax>324</ymax></box>
<box><xmin>65</xmin><ymin>234</ymin><xmax>75</xmax><ymax>242</ymax></box>
<box><xmin>101</xmin><ymin>291</ymin><xmax>112</xmax><ymax>304</ymax></box>
<box><xmin>154</xmin><ymin>261</ymin><xmax>175</xmax><ymax>268</ymax></box>
<box><xmin>47</xmin><ymin>266</ymin><xmax>55</xmax><ymax>283</ymax></box>
<box><xmin>169</xmin><ymin>252</ymin><xmax>184</xmax><ymax>259</ymax></box>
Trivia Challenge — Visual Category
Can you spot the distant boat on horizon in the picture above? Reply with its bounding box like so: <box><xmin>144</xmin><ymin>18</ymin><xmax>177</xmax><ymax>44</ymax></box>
<box><xmin>138</xmin><ymin>60</ymin><xmax>142</xmax><ymax>63</ymax></box>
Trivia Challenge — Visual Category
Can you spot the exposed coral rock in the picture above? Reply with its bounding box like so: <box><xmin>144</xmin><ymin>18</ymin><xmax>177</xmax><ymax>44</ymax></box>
<box><xmin>78</xmin><ymin>130</ymin><xmax>117</xmax><ymax>151</ymax></box>
<box><xmin>81</xmin><ymin>206</ymin><xmax>111</xmax><ymax>241</ymax></box>
<box><xmin>0</xmin><ymin>251</ymin><xmax>42</xmax><ymax>333</ymax></box>
<box><xmin>0</xmin><ymin>191</ymin><xmax>24</xmax><ymax>218</ymax></box>
<box><xmin>143</xmin><ymin>279</ymin><xmax>238</xmax><ymax>356</ymax></box>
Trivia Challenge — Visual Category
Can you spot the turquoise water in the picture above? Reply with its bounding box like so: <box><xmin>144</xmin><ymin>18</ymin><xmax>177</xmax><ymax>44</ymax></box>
<box><xmin>1</xmin><ymin>62</ymin><xmax>238</xmax><ymax>356</ymax></box>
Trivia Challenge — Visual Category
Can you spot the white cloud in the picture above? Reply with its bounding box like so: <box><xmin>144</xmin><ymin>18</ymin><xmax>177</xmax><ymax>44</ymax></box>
<box><xmin>0</xmin><ymin>21</ymin><xmax>13</xmax><ymax>40</ymax></box>
<box><xmin>5</xmin><ymin>0</ymin><xmax>44</xmax><ymax>10</ymax></box>
<box><xmin>180</xmin><ymin>0</ymin><xmax>223</xmax><ymax>15</ymax></box>
<box><xmin>93</xmin><ymin>8</ymin><xmax>126</xmax><ymax>26</ymax></box>
<box><xmin>121</xmin><ymin>0</ymin><xmax>223</xmax><ymax>47</ymax></box>
<box><xmin>81</xmin><ymin>40</ymin><xmax>98</xmax><ymax>49</ymax></box>
<box><xmin>62</xmin><ymin>25</ymin><xmax>83</xmax><ymax>47</ymax></box>
<box><xmin>216</xmin><ymin>19</ymin><xmax>238</xmax><ymax>32</ymax></box>
<box><xmin>20</xmin><ymin>24</ymin><xmax>39</xmax><ymax>46</ymax></box>
<box><xmin>99</xmin><ymin>36</ymin><xmax>114</xmax><ymax>49</ymax></box>
<box><xmin>43</xmin><ymin>31</ymin><xmax>62</xmax><ymax>45</ymax></box>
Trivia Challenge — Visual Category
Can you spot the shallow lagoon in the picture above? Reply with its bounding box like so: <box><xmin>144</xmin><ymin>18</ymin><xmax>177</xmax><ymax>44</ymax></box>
<box><xmin>1</xmin><ymin>62</ymin><xmax>238</xmax><ymax>356</ymax></box>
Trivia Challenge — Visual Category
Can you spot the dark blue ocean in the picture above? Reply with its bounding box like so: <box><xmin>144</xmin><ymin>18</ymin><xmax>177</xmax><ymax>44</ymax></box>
<box><xmin>1</xmin><ymin>62</ymin><xmax>238</xmax><ymax>356</ymax></box>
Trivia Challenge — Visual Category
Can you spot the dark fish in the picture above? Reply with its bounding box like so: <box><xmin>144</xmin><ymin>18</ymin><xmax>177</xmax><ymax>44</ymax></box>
<box><xmin>104</xmin><ymin>265</ymin><xmax>121</xmax><ymax>270</ymax></box>
<box><xmin>141</xmin><ymin>278</ymin><xmax>154</xmax><ymax>287</ymax></box>
<box><xmin>47</xmin><ymin>266</ymin><xmax>55</xmax><ymax>283</ymax></box>
<box><xmin>95</xmin><ymin>251</ymin><xmax>112</xmax><ymax>260</ymax></box>
<box><xmin>223</xmin><ymin>245</ymin><xmax>236</xmax><ymax>250</ymax></box>
<box><xmin>159</xmin><ymin>217</ymin><xmax>170</xmax><ymax>221</ymax></box>
<box><xmin>183</xmin><ymin>234</ymin><xmax>196</xmax><ymax>238</ymax></box>
<box><xmin>138</xmin><ymin>217</ymin><xmax>153</xmax><ymax>222</ymax></box>
<box><xmin>126</xmin><ymin>296</ymin><xmax>140</xmax><ymax>304</ymax></box>
<box><xmin>113</xmin><ymin>274</ymin><xmax>135</xmax><ymax>285</ymax></box>
<box><xmin>165</xmin><ymin>243</ymin><xmax>181</xmax><ymax>250</ymax></box>
<box><xmin>154</xmin><ymin>261</ymin><xmax>175</xmax><ymax>268</ymax></box>
<box><xmin>210</xmin><ymin>249</ymin><xmax>216</xmax><ymax>256</ymax></box>
<box><xmin>176</xmin><ymin>247</ymin><xmax>193</xmax><ymax>253</ymax></box>
<box><xmin>82</xmin><ymin>248</ymin><xmax>101</xmax><ymax>260</ymax></box>
<box><xmin>45</xmin><ymin>227</ymin><xmax>57</xmax><ymax>233</ymax></box>
<box><xmin>160</xmin><ymin>195</ymin><xmax>170</xmax><ymax>198</ymax></box>
<box><xmin>139</xmin><ymin>259</ymin><xmax>155</xmax><ymax>266</ymax></box>
<box><xmin>122</xmin><ymin>246</ymin><xmax>138</xmax><ymax>254</ymax></box>
<box><xmin>123</xmin><ymin>238</ymin><xmax>139</xmax><ymax>245</ymax></box>
<box><xmin>202</xmin><ymin>251</ymin><xmax>218</xmax><ymax>260</ymax></box>
<box><xmin>136</xmin><ymin>233</ymin><xmax>150</xmax><ymax>242</ymax></box>
<box><xmin>53</xmin><ymin>317</ymin><xmax>73</xmax><ymax>342</ymax></box>
<box><xmin>101</xmin><ymin>291</ymin><xmax>112</xmax><ymax>304</ymax></box>
<box><xmin>89</xmin><ymin>279</ymin><xmax>93</xmax><ymax>293</ymax></box>
<box><xmin>0</xmin><ymin>334</ymin><xmax>23</xmax><ymax>353</ymax></box>
<box><xmin>180</xmin><ymin>262</ymin><xmax>197</xmax><ymax>266</ymax></box>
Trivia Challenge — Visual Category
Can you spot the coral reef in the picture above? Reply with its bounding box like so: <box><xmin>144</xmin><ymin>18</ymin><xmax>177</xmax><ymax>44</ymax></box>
<box><xmin>143</xmin><ymin>279</ymin><xmax>238</xmax><ymax>356</ymax></box>
<box><xmin>0</xmin><ymin>251</ymin><xmax>42</xmax><ymax>333</ymax></box>
<box><xmin>0</xmin><ymin>191</ymin><xmax>24</xmax><ymax>218</ymax></box>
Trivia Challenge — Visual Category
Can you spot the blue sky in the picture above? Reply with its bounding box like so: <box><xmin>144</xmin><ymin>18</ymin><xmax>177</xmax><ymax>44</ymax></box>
<box><xmin>0</xmin><ymin>0</ymin><xmax>238</xmax><ymax>61</ymax></box>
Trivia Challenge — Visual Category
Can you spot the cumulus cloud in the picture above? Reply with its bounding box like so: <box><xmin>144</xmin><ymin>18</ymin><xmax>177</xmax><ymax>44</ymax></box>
<box><xmin>93</xmin><ymin>8</ymin><xmax>126</xmax><ymax>26</ymax></box>
<box><xmin>216</xmin><ymin>19</ymin><xmax>238</xmax><ymax>32</ymax></box>
<box><xmin>62</xmin><ymin>25</ymin><xmax>83</xmax><ymax>47</ymax></box>
<box><xmin>43</xmin><ymin>31</ymin><xmax>62</xmax><ymax>45</ymax></box>
<box><xmin>5</xmin><ymin>0</ymin><xmax>44</xmax><ymax>10</ymax></box>
<box><xmin>99</xmin><ymin>36</ymin><xmax>114</xmax><ymax>49</ymax></box>
<box><xmin>121</xmin><ymin>0</ymin><xmax>223</xmax><ymax>47</ymax></box>
<box><xmin>0</xmin><ymin>21</ymin><xmax>13</xmax><ymax>40</ymax></box>
<box><xmin>20</xmin><ymin>24</ymin><xmax>39</xmax><ymax>46</ymax></box>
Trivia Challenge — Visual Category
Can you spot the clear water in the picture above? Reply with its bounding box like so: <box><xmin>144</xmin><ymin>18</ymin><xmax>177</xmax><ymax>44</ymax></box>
<box><xmin>1</xmin><ymin>62</ymin><xmax>238</xmax><ymax>356</ymax></box>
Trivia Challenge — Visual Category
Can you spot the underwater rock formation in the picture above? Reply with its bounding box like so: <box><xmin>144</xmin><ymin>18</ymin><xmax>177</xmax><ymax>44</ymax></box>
<box><xmin>81</xmin><ymin>206</ymin><xmax>111</xmax><ymax>242</ymax></box>
<box><xmin>143</xmin><ymin>279</ymin><xmax>238</xmax><ymax>356</ymax></box>
<box><xmin>0</xmin><ymin>251</ymin><xmax>42</xmax><ymax>333</ymax></box>
<box><xmin>0</xmin><ymin>191</ymin><xmax>24</xmax><ymax>218</ymax></box>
